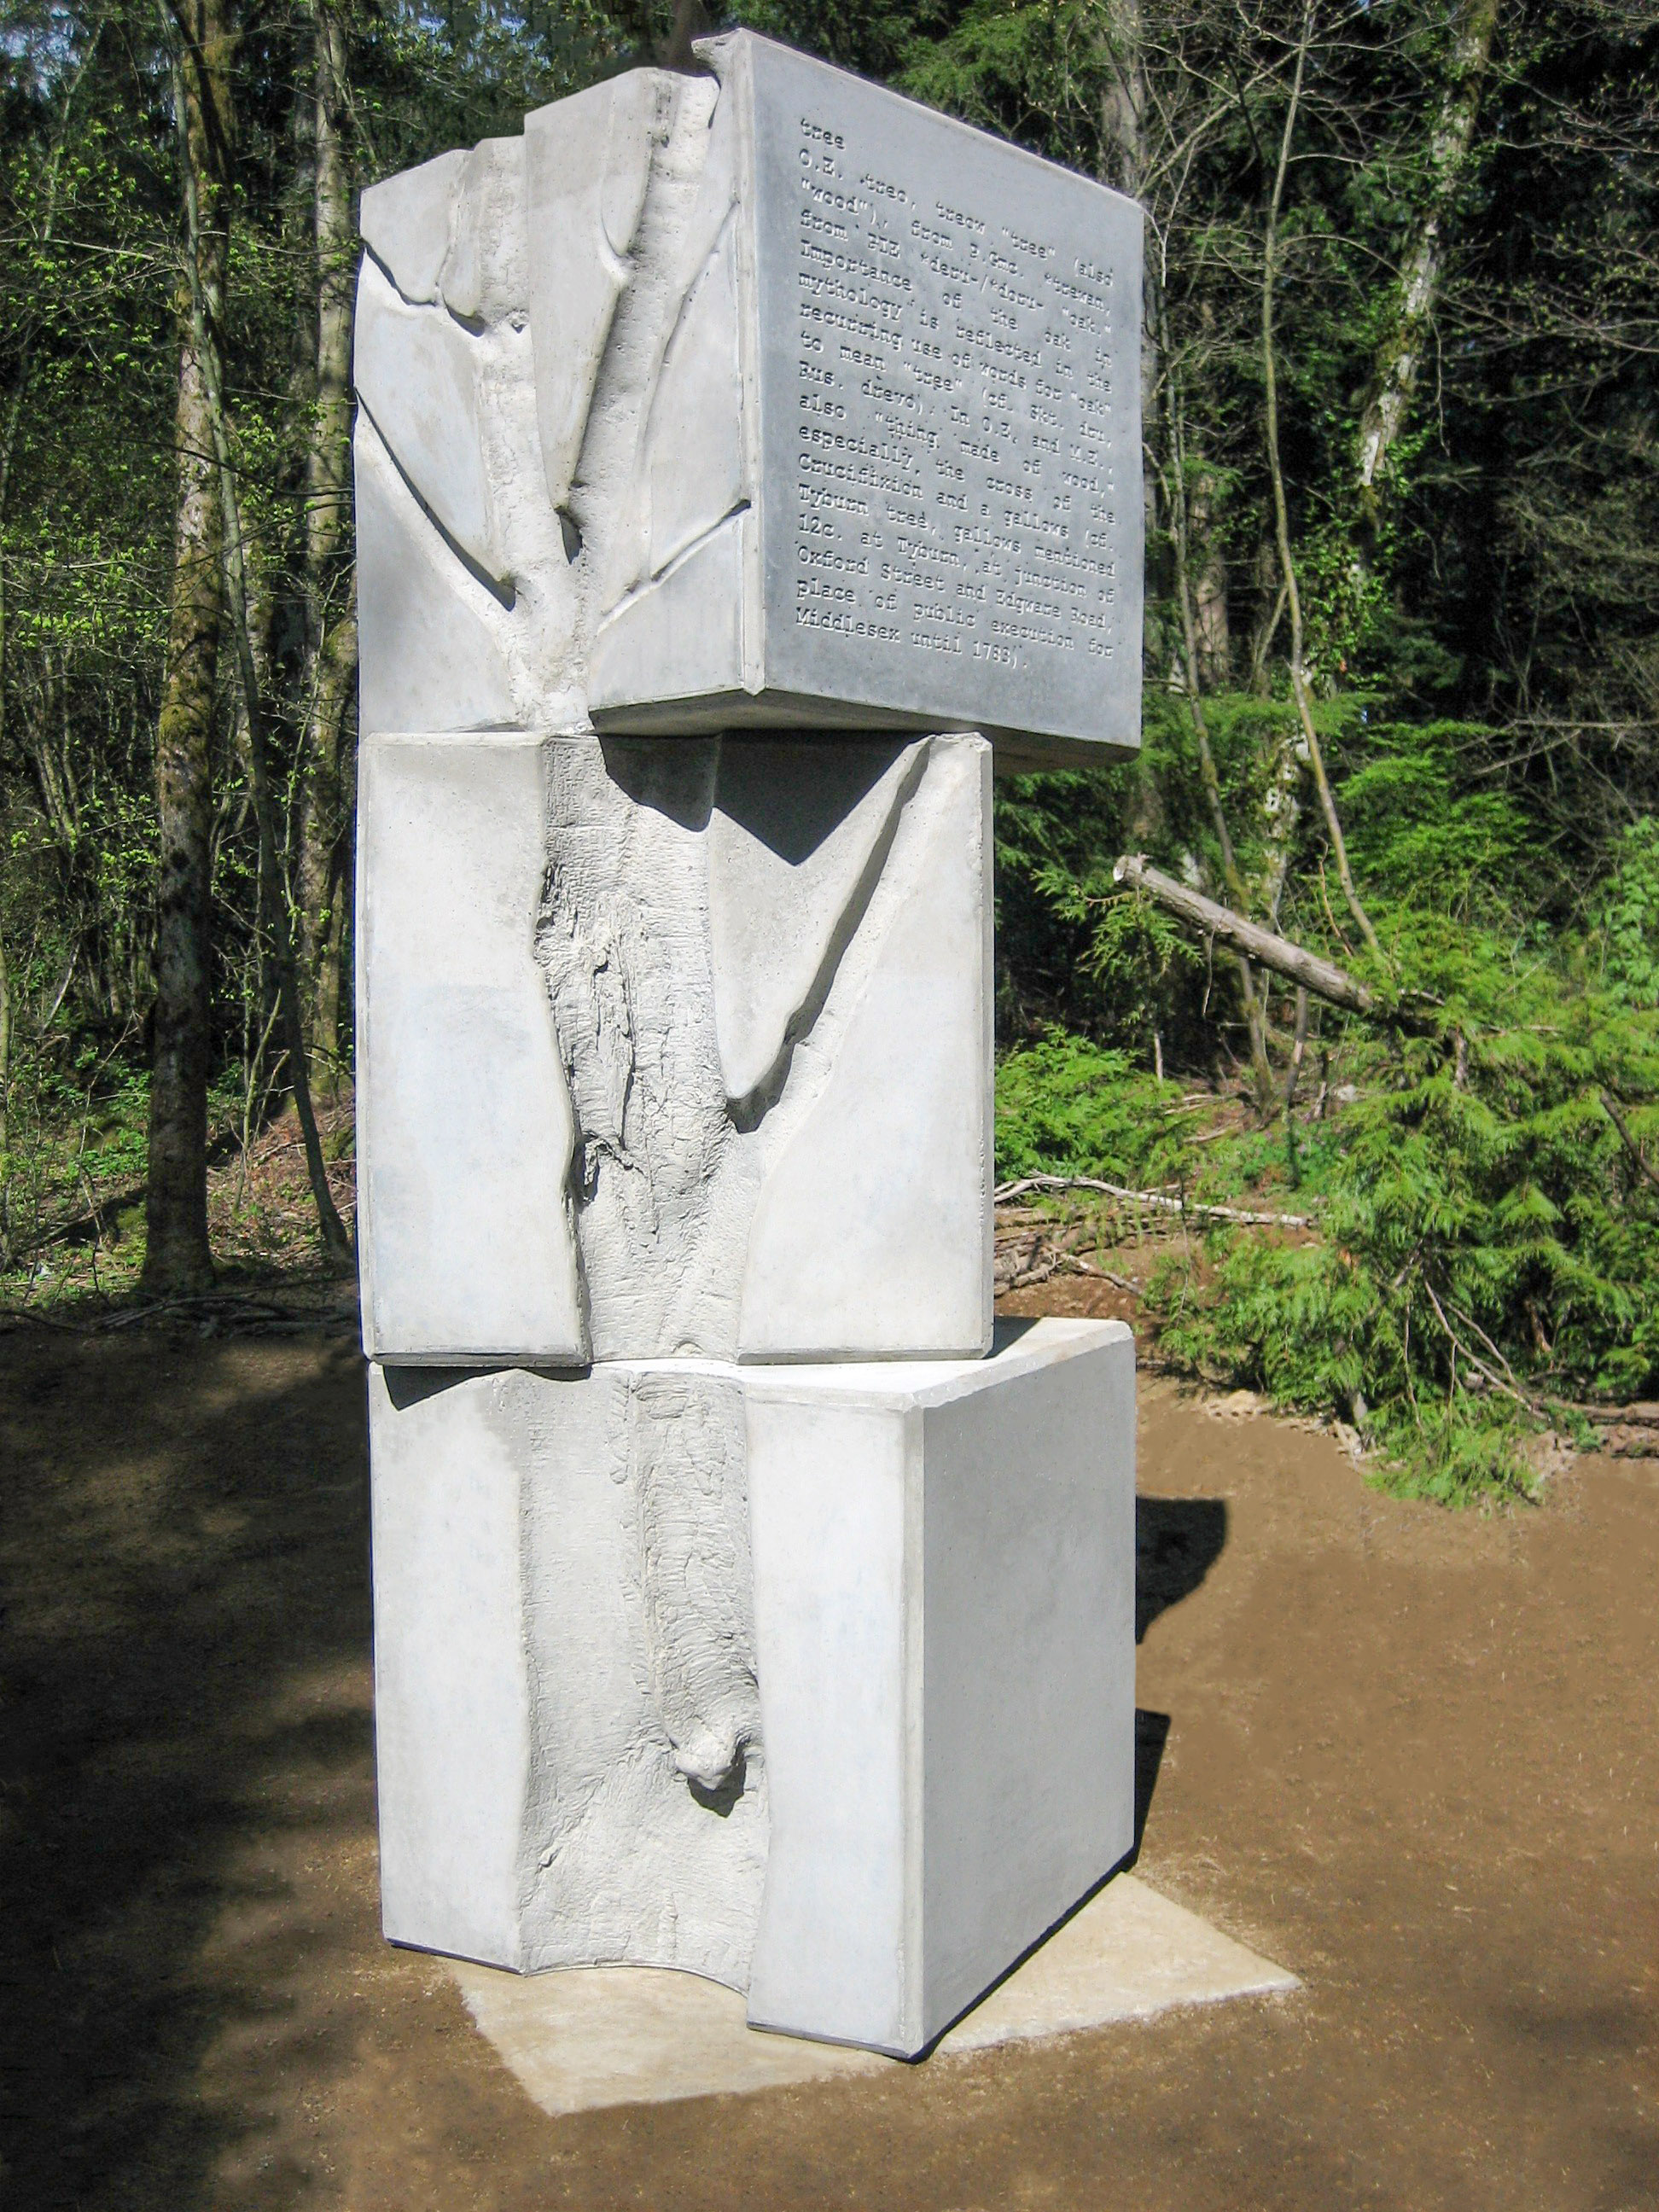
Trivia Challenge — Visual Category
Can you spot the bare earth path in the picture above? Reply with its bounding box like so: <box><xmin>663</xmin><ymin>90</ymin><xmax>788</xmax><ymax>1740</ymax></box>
<box><xmin>0</xmin><ymin>1320</ymin><xmax>1654</xmax><ymax>2210</ymax></box>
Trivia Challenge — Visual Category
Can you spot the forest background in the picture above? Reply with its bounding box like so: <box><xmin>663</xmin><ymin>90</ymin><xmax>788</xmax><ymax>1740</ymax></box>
<box><xmin>1</xmin><ymin>0</ymin><xmax>1656</xmax><ymax>1498</ymax></box>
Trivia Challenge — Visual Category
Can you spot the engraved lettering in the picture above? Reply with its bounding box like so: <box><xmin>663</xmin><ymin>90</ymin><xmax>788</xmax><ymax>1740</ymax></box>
<box><xmin>785</xmin><ymin>91</ymin><xmax>1129</xmax><ymax>677</ymax></box>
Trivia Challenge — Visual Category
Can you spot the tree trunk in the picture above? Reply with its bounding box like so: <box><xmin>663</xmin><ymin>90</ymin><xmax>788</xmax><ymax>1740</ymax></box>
<box><xmin>169</xmin><ymin>26</ymin><xmax>354</xmax><ymax>1270</ymax></box>
<box><xmin>144</xmin><ymin>0</ymin><xmax>234</xmax><ymax>1298</ymax></box>
<box><xmin>1163</xmin><ymin>359</ymin><xmax>1277</xmax><ymax>1110</ymax></box>
<box><xmin>295</xmin><ymin>0</ymin><xmax>356</xmax><ymax>1065</ymax></box>
<box><xmin>1356</xmin><ymin>0</ymin><xmax>1500</xmax><ymax>529</ymax></box>
<box><xmin>0</xmin><ymin>926</ymin><xmax>11</xmax><ymax>1260</ymax></box>
<box><xmin>224</xmin><ymin>515</ymin><xmax>275</xmax><ymax>789</ymax></box>
<box><xmin>1190</xmin><ymin>470</ymin><xmax>1231</xmax><ymax>688</ymax></box>
<box><xmin>658</xmin><ymin>0</ymin><xmax>713</xmax><ymax>68</ymax></box>
<box><xmin>1248</xmin><ymin>536</ymin><xmax>1286</xmax><ymax>696</ymax></box>
<box><xmin>1097</xmin><ymin>1</ymin><xmax>1159</xmax><ymax>550</ymax></box>
<box><xmin>301</xmin><ymin>591</ymin><xmax>357</xmax><ymax>1069</ymax></box>
<box><xmin>1097</xmin><ymin>0</ymin><xmax>1142</xmax><ymax>199</ymax></box>
<box><xmin>1260</xmin><ymin>2</ymin><xmax>1382</xmax><ymax>961</ymax></box>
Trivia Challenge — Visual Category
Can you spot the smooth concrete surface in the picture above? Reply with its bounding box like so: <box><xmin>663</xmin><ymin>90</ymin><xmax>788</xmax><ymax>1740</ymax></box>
<box><xmin>450</xmin><ymin>1873</ymin><xmax>1298</xmax><ymax>2115</ymax></box>
<box><xmin>354</xmin><ymin>32</ymin><xmax>1142</xmax><ymax>766</ymax></box>
<box><xmin>356</xmin><ymin>734</ymin><xmax>585</xmax><ymax>1367</ymax></box>
<box><xmin>745</xmin><ymin>1318</ymin><xmax>1137</xmax><ymax>2055</ymax></box>
<box><xmin>370</xmin><ymin>1364</ymin><xmax>533</xmax><ymax>1970</ymax></box>
<box><xmin>733</xmin><ymin>32</ymin><xmax>1144</xmax><ymax>764</ymax></box>
<box><xmin>706</xmin><ymin>739</ymin><xmax>922</xmax><ymax>1105</ymax></box>
<box><xmin>734</xmin><ymin>731</ymin><xmax>993</xmax><ymax>1359</ymax></box>
<box><xmin>353</xmin><ymin>413</ymin><xmax>518</xmax><ymax>740</ymax></box>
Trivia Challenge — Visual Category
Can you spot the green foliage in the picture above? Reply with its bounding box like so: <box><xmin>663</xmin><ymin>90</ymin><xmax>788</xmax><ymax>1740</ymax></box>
<box><xmin>1592</xmin><ymin>818</ymin><xmax>1659</xmax><ymax>1007</ymax></box>
<box><xmin>1147</xmin><ymin>930</ymin><xmax>1659</xmax><ymax>1504</ymax></box>
<box><xmin>1000</xmin><ymin>760</ymin><xmax>1659</xmax><ymax>1504</ymax></box>
<box><xmin>1337</xmin><ymin>722</ymin><xmax>1530</xmax><ymax>911</ymax></box>
<box><xmin>893</xmin><ymin>1</ymin><xmax>1107</xmax><ymax>168</ymax></box>
<box><xmin>993</xmin><ymin>766</ymin><xmax>1138</xmax><ymax>1035</ymax></box>
<box><xmin>994</xmin><ymin>1033</ymin><xmax>1195</xmax><ymax>1188</ymax></box>
<box><xmin>1082</xmin><ymin>894</ymin><xmax>1204</xmax><ymax>1062</ymax></box>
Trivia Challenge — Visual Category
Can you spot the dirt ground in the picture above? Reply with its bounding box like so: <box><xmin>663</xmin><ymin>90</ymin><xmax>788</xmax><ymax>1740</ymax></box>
<box><xmin>1</xmin><ymin>1311</ymin><xmax>1655</xmax><ymax>2212</ymax></box>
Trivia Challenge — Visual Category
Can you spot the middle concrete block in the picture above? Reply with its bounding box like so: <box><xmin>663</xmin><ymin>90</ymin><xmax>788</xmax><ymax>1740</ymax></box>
<box><xmin>357</xmin><ymin>729</ymin><xmax>992</xmax><ymax>1368</ymax></box>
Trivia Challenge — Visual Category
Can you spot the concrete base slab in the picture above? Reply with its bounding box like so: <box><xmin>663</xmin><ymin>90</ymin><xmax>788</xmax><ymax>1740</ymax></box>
<box><xmin>450</xmin><ymin>1872</ymin><xmax>1298</xmax><ymax>2116</ymax></box>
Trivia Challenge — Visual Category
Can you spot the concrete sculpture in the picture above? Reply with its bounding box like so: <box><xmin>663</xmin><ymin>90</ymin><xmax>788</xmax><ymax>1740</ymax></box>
<box><xmin>357</xmin><ymin>30</ymin><xmax>1144</xmax><ymax>2057</ymax></box>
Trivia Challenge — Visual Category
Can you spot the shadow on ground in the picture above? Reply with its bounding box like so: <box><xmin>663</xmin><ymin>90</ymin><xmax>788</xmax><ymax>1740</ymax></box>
<box><xmin>0</xmin><ymin>1326</ymin><xmax>371</xmax><ymax>2211</ymax></box>
<box><xmin>1135</xmin><ymin>1493</ymin><xmax>1226</xmax><ymax>1642</ymax></box>
<box><xmin>1130</xmin><ymin>1496</ymin><xmax>1225</xmax><ymax>1862</ymax></box>
<box><xmin>0</xmin><ymin>1334</ymin><xmax>1233</xmax><ymax>2209</ymax></box>
<box><xmin>9</xmin><ymin>1338</ymin><xmax>1654</xmax><ymax>2212</ymax></box>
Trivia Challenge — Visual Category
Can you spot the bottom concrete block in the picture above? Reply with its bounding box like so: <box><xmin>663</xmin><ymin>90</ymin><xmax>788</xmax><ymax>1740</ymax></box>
<box><xmin>744</xmin><ymin>1318</ymin><xmax>1136</xmax><ymax>2055</ymax></box>
<box><xmin>367</xmin><ymin>1318</ymin><xmax>1134</xmax><ymax>2053</ymax></box>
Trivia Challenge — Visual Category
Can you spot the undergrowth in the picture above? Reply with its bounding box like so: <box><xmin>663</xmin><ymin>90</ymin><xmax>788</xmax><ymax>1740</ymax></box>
<box><xmin>997</xmin><ymin>800</ymin><xmax>1659</xmax><ymax>1506</ymax></box>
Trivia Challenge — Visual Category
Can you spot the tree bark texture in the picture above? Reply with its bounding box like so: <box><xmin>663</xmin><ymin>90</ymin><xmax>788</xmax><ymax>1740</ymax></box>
<box><xmin>144</xmin><ymin>0</ymin><xmax>234</xmax><ymax>1297</ymax></box>
<box><xmin>1097</xmin><ymin>0</ymin><xmax>1143</xmax><ymax>200</ymax></box>
<box><xmin>1097</xmin><ymin>1</ymin><xmax>1160</xmax><ymax>550</ymax></box>
<box><xmin>170</xmin><ymin>24</ymin><xmax>353</xmax><ymax>1269</ymax></box>
<box><xmin>658</xmin><ymin>0</ymin><xmax>714</xmax><ymax>69</ymax></box>
<box><xmin>1356</xmin><ymin>0</ymin><xmax>1499</xmax><ymax>517</ymax></box>
<box><xmin>300</xmin><ymin>591</ymin><xmax>356</xmax><ymax>1062</ymax></box>
<box><xmin>1260</xmin><ymin>3</ymin><xmax>1382</xmax><ymax>960</ymax></box>
<box><xmin>1189</xmin><ymin>466</ymin><xmax>1230</xmax><ymax>686</ymax></box>
<box><xmin>1162</xmin><ymin>355</ymin><xmax>1277</xmax><ymax>1109</ymax></box>
<box><xmin>295</xmin><ymin>0</ymin><xmax>357</xmax><ymax>1061</ymax></box>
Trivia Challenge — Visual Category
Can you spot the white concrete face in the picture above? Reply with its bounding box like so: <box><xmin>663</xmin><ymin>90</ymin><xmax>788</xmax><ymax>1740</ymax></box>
<box><xmin>370</xmin><ymin>1364</ymin><xmax>533</xmax><ymax>1966</ymax></box>
<box><xmin>352</xmin><ymin>31</ymin><xmax>1141</xmax><ymax>769</ymax></box>
<box><xmin>744</xmin><ymin>1318</ymin><xmax>1136</xmax><ymax>2055</ymax></box>
<box><xmin>354</xmin><ymin>415</ymin><xmax>518</xmax><ymax>738</ymax></box>
<box><xmin>359</xmin><ymin>148</ymin><xmax>466</xmax><ymax>306</ymax></box>
<box><xmin>356</xmin><ymin>733</ymin><xmax>585</xmax><ymax>1365</ymax></box>
<box><xmin>706</xmin><ymin>738</ymin><xmax>920</xmax><ymax>1107</ymax></box>
<box><xmin>920</xmin><ymin>1324</ymin><xmax>1138</xmax><ymax>2033</ymax></box>
<box><xmin>736</xmin><ymin>734</ymin><xmax>992</xmax><ymax>1359</ymax></box>
<box><xmin>357</xmin><ymin>730</ymin><xmax>992</xmax><ymax>1366</ymax></box>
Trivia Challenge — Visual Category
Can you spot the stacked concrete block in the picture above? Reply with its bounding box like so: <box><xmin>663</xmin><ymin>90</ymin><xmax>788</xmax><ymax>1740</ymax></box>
<box><xmin>357</xmin><ymin>30</ymin><xmax>1141</xmax><ymax>2056</ymax></box>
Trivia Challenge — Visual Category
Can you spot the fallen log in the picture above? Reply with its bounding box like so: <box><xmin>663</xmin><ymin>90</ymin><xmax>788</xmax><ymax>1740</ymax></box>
<box><xmin>1575</xmin><ymin>1400</ymin><xmax>1659</xmax><ymax>1429</ymax></box>
<box><xmin>1112</xmin><ymin>854</ymin><xmax>1384</xmax><ymax>1022</ymax></box>
<box><xmin>994</xmin><ymin>1172</ymin><xmax>1312</xmax><ymax>1230</ymax></box>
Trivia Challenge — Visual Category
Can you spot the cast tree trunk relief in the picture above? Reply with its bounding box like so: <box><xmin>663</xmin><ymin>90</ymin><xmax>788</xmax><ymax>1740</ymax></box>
<box><xmin>533</xmin><ymin>731</ymin><xmax>954</xmax><ymax>1363</ymax></box>
<box><xmin>355</xmin><ymin>32</ymin><xmax>1141</xmax><ymax>2054</ymax></box>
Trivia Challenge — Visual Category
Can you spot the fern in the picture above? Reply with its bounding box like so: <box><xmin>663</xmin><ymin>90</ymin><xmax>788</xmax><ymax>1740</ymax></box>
<box><xmin>1149</xmin><ymin>940</ymin><xmax>1659</xmax><ymax>1503</ymax></box>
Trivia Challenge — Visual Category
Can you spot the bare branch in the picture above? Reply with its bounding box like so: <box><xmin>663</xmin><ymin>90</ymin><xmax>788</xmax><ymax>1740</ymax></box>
<box><xmin>1601</xmin><ymin>1092</ymin><xmax>1659</xmax><ymax>1193</ymax></box>
<box><xmin>995</xmin><ymin>1173</ymin><xmax>1312</xmax><ymax>1230</ymax></box>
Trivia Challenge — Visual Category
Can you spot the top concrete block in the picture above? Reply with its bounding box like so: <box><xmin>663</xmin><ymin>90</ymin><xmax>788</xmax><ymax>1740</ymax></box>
<box><xmin>355</xmin><ymin>33</ymin><xmax>1143</xmax><ymax>771</ymax></box>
